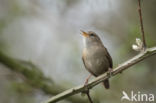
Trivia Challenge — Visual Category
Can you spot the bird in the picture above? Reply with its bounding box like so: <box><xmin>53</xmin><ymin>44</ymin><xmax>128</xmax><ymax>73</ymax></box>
<box><xmin>81</xmin><ymin>30</ymin><xmax>113</xmax><ymax>89</ymax></box>
<box><xmin>121</xmin><ymin>91</ymin><xmax>130</xmax><ymax>101</ymax></box>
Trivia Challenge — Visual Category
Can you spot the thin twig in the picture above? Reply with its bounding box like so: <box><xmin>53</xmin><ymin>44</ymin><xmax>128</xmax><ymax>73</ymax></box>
<box><xmin>86</xmin><ymin>90</ymin><xmax>93</xmax><ymax>103</ymax></box>
<box><xmin>138</xmin><ymin>0</ymin><xmax>146</xmax><ymax>48</ymax></box>
<box><xmin>44</xmin><ymin>47</ymin><xmax>156</xmax><ymax>103</ymax></box>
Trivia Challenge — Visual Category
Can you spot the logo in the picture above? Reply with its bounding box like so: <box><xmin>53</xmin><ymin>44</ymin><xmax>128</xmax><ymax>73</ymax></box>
<box><xmin>121</xmin><ymin>91</ymin><xmax>155</xmax><ymax>102</ymax></box>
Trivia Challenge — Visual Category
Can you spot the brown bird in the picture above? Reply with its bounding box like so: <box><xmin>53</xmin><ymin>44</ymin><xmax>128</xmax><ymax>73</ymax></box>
<box><xmin>81</xmin><ymin>31</ymin><xmax>113</xmax><ymax>89</ymax></box>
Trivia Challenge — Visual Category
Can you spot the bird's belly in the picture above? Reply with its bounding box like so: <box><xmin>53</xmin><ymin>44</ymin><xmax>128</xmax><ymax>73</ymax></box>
<box><xmin>85</xmin><ymin>53</ymin><xmax>109</xmax><ymax>76</ymax></box>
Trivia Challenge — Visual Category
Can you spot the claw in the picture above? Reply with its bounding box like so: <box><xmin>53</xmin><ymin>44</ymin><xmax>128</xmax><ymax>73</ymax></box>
<box><xmin>107</xmin><ymin>68</ymin><xmax>113</xmax><ymax>77</ymax></box>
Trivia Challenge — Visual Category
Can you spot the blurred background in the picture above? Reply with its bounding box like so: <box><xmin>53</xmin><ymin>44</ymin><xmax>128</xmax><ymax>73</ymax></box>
<box><xmin>0</xmin><ymin>0</ymin><xmax>156</xmax><ymax>103</ymax></box>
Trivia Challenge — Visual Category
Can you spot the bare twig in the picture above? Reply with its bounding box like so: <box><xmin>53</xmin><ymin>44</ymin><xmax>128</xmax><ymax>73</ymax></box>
<box><xmin>138</xmin><ymin>0</ymin><xmax>146</xmax><ymax>48</ymax></box>
<box><xmin>44</xmin><ymin>47</ymin><xmax>156</xmax><ymax>103</ymax></box>
<box><xmin>86</xmin><ymin>91</ymin><xmax>93</xmax><ymax>103</ymax></box>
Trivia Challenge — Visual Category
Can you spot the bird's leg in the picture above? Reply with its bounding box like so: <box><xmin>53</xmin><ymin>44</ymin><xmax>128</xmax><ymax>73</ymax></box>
<box><xmin>84</xmin><ymin>74</ymin><xmax>92</xmax><ymax>86</ymax></box>
<box><xmin>82</xmin><ymin>74</ymin><xmax>92</xmax><ymax>94</ymax></box>
<box><xmin>107</xmin><ymin>68</ymin><xmax>113</xmax><ymax>78</ymax></box>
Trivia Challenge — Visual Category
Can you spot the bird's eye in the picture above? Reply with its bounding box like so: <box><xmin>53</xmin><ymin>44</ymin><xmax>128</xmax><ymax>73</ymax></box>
<box><xmin>90</xmin><ymin>34</ymin><xmax>94</xmax><ymax>36</ymax></box>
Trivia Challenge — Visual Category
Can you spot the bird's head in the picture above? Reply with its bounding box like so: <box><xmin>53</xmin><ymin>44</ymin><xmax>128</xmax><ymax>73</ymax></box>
<box><xmin>81</xmin><ymin>30</ymin><xmax>103</xmax><ymax>47</ymax></box>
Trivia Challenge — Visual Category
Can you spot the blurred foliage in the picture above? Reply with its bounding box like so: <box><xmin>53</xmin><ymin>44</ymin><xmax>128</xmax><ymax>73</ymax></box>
<box><xmin>10</xmin><ymin>81</ymin><xmax>33</xmax><ymax>94</ymax></box>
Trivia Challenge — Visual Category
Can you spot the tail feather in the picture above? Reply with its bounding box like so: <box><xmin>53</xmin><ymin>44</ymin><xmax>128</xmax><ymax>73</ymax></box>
<box><xmin>103</xmin><ymin>79</ymin><xmax>110</xmax><ymax>89</ymax></box>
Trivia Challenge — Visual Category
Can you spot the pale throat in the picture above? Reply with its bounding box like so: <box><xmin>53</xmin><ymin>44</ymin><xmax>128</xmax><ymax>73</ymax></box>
<box><xmin>83</xmin><ymin>37</ymin><xmax>87</xmax><ymax>47</ymax></box>
<box><xmin>83</xmin><ymin>37</ymin><xmax>101</xmax><ymax>49</ymax></box>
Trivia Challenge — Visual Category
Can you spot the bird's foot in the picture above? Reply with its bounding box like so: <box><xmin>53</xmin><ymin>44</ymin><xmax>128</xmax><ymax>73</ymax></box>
<box><xmin>107</xmin><ymin>68</ymin><xmax>113</xmax><ymax>78</ymax></box>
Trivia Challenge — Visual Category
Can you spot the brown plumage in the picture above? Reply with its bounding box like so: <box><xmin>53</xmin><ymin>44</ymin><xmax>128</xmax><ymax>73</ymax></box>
<box><xmin>81</xmin><ymin>31</ymin><xmax>113</xmax><ymax>89</ymax></box>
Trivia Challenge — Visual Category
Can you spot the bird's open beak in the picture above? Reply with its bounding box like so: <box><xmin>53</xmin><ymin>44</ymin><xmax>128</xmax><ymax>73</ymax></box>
<box><xmin>81</xmin><ymin>30</ymin><xmax>89</xmax><ymax>37</ymax></box>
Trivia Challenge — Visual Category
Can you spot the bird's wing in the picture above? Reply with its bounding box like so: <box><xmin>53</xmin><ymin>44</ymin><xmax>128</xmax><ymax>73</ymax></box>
<box><xmin>105</xmin><ymin>48</ymin><xmax>113</xmax><ymax>68</ymax></box>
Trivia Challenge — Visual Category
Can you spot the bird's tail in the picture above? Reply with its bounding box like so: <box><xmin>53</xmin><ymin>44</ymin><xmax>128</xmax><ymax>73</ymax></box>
<box><xmin>103</xmin><ymin>79</ymin><xmax>110</xmax><ymax>89</ymax></box>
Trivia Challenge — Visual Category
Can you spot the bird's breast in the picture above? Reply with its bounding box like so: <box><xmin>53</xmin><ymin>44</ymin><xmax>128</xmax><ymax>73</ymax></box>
<box><xmin>83</xmin><ymin>47</ymin><xmax>109</xmax><ymax>76</ymax></box>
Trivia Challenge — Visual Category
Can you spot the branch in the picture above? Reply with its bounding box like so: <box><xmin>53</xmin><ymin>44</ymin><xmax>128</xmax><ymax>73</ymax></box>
<box><xmin>44</xmin><ymin>47</ymin><xmax>156</xmax><ymax>103</ymax></box>
<box><xmin>83</xmin><ymin>90</ymin><xmax>94</xmax><ymax>103</ymax></box>
<box><xmin>0</xmin><ymin>51</ymin><xmax>88</xmax><ymax>103</ymax></box>
<box><xmin>138</xmin><ymin>0</ymin><xmax>146</xmax><ymax>48</ymax></box>
<box><xmin>86</xmin><ymin>91</ymin><xmax>93</xmax><ymax>103</ymax></box>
